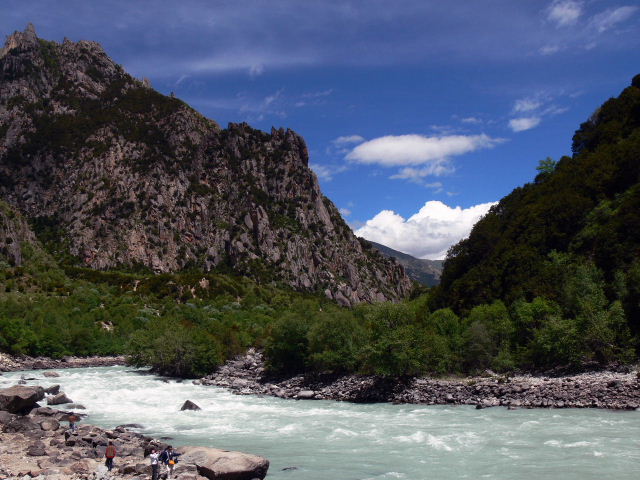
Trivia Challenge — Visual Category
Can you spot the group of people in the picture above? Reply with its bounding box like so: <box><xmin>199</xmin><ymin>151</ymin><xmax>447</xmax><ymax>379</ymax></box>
<box><xmin>102</xmin><ymin>442</ymin><xmax>182</xmax><ymax>479</ymax></box>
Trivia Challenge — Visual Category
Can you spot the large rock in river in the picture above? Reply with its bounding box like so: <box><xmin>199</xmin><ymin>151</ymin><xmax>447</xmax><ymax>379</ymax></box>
<box><xmin>179</xmin><ymin>446</ymin><xmax>269</xmax><ymax>480</ymax></box>
<box><xmin>0</xmin><ymin>385</ymin><xmax>44</xmax><ymax>413</ymax></box>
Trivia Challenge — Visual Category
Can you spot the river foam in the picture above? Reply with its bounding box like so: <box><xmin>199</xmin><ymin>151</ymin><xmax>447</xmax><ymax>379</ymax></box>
<box><xmin>2</xmin><ymin>366</ymin><xmax>639</xmax><ymax>480</ymax></box>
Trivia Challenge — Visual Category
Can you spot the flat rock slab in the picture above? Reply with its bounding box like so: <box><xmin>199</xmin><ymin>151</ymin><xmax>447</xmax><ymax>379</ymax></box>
<box><xmin>0</xmin><ymin>386</ymin><xmax>44</xmax><ymax>413</ymax></box>
<box><xmin>43</xmin><ymin>371</ymin><xmax>60</xmax><ymax>378</ymax></box>
<box><xmin>179</xmin><ymin>446</ymin><xmax>269</xmax><ymax>480</ymax></box>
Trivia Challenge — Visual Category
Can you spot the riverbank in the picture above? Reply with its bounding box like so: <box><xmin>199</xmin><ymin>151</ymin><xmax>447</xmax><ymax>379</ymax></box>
<box><xmin>199</xmin><ymin>349</ymin><xmax>640</xmax><ymax>410</ymax></box>
<box><xmin>0</xmin><ymin>353</ymin><xmax>126</xmax><ymax>372</ymax></box>
<box><xmin>0</xmin><ymin>385</ymin><xmax>269</xmax><ymax>480</ymax></box>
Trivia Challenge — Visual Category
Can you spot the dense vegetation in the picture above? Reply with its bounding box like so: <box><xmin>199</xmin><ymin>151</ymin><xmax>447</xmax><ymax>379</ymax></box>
<box><xmin>2</xmin><ymin>74</ymin><xmax>639</xmax><ymax>379</ymax></box>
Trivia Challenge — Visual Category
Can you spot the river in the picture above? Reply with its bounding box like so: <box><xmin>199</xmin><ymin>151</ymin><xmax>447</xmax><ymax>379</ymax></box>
<box><xmin>1</xmin><ymin>366</ymin><xmax>639</xmax><ymax>479</ymax></box>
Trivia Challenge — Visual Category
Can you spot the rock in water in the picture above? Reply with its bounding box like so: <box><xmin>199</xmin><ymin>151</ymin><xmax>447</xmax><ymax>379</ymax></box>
<box><xmin>47</xmin><ymin>392</ymin><xmax>73</xmax><ymax>405</ymax></box>
<box><xmin>43</xmin><ymin>371</ymin><xmax>60</xmax><ymax>377</ymax></box>
<box><xmin>44</xmin><ymin>385</ymin><xmax>61</xmax><ymax>395</ymax></box>
<box><xmin>179</xmin><ymin>446</ymin><xmax>269</xmax><ymax>480</ymax></box>
<box><xmin>181</xmin><ymin>400</ymin><xmax>201</xmax><ymax>411</ymax></box>
<box><xmin>0</xmin><ymin>385</ymin><xmax>44</xmax><ymax>413</ymax></box>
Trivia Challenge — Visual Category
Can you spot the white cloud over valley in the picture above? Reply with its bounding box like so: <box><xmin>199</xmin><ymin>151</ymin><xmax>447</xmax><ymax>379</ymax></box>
<box><xmin>346</xmin><ymin>134</ymin><xmax>500</xmax><ymax>167</ymax></box>
<box><xmin>355</xmin><ymin>200</ymin><xmax>496</xmax><ymax>260</ymax></box>
<box><xmin>509</xmin><ymin>116</ymin><xmax>541</xmax><ymax>132</ymax></box>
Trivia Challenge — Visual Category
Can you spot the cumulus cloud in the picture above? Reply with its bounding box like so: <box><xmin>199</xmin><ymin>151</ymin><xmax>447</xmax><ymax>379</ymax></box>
<box><xmin>509</xmin><ymin>117</ymin><xmax>541</xmax><ymax>132</ymax></box>
<box><xmin>355</xmin><ymin>200</ymin><xmax>496</xmax><ymax>259</ymax></box>
<box><xmin>346</xmin><ymin>134</ymin><xmax>501</xmax><ymax>167</ymax></box>
<box><xmin>590</xmin><ymin>6</ymin><xmax>638</xmax><ymax>33</ymax></box>
<box><xmin>547</xmin><ymin>0</ymin><xmax>583</xmax><ymax>27</ymax></box>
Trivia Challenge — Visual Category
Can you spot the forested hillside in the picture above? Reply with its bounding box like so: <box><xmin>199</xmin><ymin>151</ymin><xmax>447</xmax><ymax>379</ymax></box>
<box><xmin>427</xmin><ymin>74</ymin><xmax>640</xmax><ymax>370</ymax></box>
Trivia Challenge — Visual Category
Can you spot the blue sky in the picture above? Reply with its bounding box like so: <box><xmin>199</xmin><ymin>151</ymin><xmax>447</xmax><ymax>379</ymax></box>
<box><xmin>2</xmin><ymin>1</ymin><xmax>639</xmax><ymax>258</ymax></box>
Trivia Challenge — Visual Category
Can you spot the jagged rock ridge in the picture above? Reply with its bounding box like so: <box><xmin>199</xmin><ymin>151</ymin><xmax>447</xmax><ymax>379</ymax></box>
<box><xmin>0</xmin><ymin>25</ymin><xmax>412</xmax><ymax>305</ymax></box>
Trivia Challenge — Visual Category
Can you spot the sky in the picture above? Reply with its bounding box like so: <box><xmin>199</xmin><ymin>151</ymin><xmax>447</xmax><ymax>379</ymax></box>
<box><xmin>2</xmin><ymin>1</ymin><xmax>639</xmax><ymax>259</ymax></box>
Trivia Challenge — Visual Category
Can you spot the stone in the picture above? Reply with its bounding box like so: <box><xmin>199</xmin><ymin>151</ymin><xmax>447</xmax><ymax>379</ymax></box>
<box><xmin>47</xmin><ymin>392</ymin><xmax>73</xmax><ymax>405</ymax></box>
<box><xmin>296</xmin><ymin>390</ymin><xmax>316</xmax><ymax>400</ymax></box>
<box><xmin>40</xmin><ymin>418</ymin><xmax>60</xmax><ymax>431</ymax></box>
<box><xmin>44</xmin><ymin>385</ymin><xmax>61</xmax><ymax>395</ymax></box>
<box><xmin>43</xmin><ymin>371</ymin><xmax>60</xmax><ymax>378</ymax></box>
<box><xmin>0</xmin><ymin>385</ymin><xmax>45</xmax><ymax>413</ymax></box>
<box><xmin>179</xmin><ymin>446</ymin><xmax>270</xmax><ymax>480</ymax></box>
<box><xmin>27</xmin><ymin>442</ymin><xmax>47</xmax><ymax>456</ymax></box>
<box><xmin>181</xmin><ymin>400</ymin><xmax>201</xmax><ymax>411</ymax></box>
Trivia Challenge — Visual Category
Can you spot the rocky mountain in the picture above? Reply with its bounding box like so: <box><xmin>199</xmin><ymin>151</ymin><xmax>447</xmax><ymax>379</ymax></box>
<box><xmin>0</xmin><ymin>199</ymin><xmax>37</xmax><ymax>268</ymax></box>
<box><xmin>368</xmin><ymin>241</ymin><xmax>443</xmax><ymax>286</ymax></box>
<box><xmin>0</xmin><ymin>25</ymin><xmax>412</xmax><ymax>305</ymax></box>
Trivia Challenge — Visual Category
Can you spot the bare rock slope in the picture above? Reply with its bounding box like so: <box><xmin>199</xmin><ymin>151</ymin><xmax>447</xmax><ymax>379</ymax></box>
<box><xmin>0</xmin><ymin>25</ymin><xmax>411</xmax><ymax>304</ymax></box>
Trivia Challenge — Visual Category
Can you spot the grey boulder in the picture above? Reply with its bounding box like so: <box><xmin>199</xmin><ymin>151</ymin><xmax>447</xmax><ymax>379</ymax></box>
<box><xmin>179</xmin><ymin>446</ymin><xmax>269</xmax><ymax>480</ymax></box>
<box><xmin>0</xmin><ymin>385</ymin><xmax>45</xmax><ymax>413</ymax></box>
<box><xmin>47</xmin><ymin>392</ymin><xmax>73</xmax><ymax>405</ymax></box>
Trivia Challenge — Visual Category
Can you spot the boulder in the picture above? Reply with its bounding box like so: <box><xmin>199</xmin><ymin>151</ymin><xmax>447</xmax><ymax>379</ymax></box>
<box><xmin>179</xmin><ymin>446</ymin><xmax>269</xmax><ymax>480</ymax></box>
<box><xmin>47</xmin><ymin>392</ymin><xmax>73</xmax><ymax>405</ymax></box>
<box><xmin>181</xmin><ymin>400</ymin><xmax>201</xmax><ymax>411</ymax></box>
<box><xmin>27</xmin><ymin>441</ymin><xmax>47</xmax><ymax>456</ymax></box>
<box><xmin>40</xmin><ymin>418</ymin><xmax>60</xmax><ymax>431</ymax></box>
<box><xmin>296</xmin><ymin>390</ymin><xmax>316</xmax><ymax>400</ymax></box>
<box><xmin>0</xmin><ymin>385</ymin><xmax>45</xmax><ymax>413</ymax></box>
<box><xmin>44</xmin><ymin>385</ymin><xmax>61</xmax><ymax>395</ymax></box>
<box><xmin>44</xmin><ymin>371</ymin><xmax>60</xmax><ymax>378</ymax></box>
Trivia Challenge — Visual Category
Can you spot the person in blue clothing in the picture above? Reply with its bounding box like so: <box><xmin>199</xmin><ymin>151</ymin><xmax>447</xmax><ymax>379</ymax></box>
<box><xmin>158</xmin><ymin>445</ymin><xmax>181</xmax><ymax>479</ymax></box>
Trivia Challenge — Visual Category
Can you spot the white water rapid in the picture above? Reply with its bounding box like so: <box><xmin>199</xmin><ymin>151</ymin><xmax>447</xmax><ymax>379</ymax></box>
<box><xmin>2</xmin><ymin>366</ymin><xmax>639</xmax><ymax>479</ymax></box>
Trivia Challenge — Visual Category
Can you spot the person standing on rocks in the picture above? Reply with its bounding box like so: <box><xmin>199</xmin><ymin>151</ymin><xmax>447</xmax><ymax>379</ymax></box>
<box><xmin>68</xmin><ymin>414</ymin><xmax>80</xmax><ymax>432</ymax></box>
<box><xmin>159</xmin><ymin>445</ymin><xmax>181</xmax><ymax>479</ymax></box>
<box><xmin>105</xmin><ymin>441</ymin><xmax>117</xmax><ymax>472</ymax></box>
<box><xmin>149</xmin><ymin>448</ymin><xmax>160</xmax><ymax>480</ymax></box>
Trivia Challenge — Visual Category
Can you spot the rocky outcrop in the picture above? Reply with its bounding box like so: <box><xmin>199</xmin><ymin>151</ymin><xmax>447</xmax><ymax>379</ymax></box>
<box><xmin>201</xmin><ymin>349</ymin><xmax>640</xmax><ymax>410</ymax></box>
<box><xmin>0</xmin><ymin>385</ymin><xmax>44</xmax><ymax>413</ymax></box>
<box><xmin>0</xmin><ymin>25</ymin><xmax>412</xmax><ymax>305</ymax></box>
<box><xmin>179</xmin><ymin>446</ymin><xmax>269</xmax><ymax>480</ymax></box>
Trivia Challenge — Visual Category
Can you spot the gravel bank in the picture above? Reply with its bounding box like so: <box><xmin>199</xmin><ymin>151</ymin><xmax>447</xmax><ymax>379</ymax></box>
<box><xmin>199</xmin><ymin>349</ymin><xmax>640</xmax><ymax>410</ymax></box>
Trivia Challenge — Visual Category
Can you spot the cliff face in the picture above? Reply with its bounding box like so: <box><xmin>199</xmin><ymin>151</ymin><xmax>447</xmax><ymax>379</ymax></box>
<box><xmin>0</xmin><ymin>25</ymin><xmax>411</xmax><ymax>305</ymax></box>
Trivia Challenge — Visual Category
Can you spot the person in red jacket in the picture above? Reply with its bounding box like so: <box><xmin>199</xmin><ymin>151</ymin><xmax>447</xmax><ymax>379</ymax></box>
<box><xmin>105</xmin><ymin>441</ymin><xmax>117</xmax><ymax>471</ymax></box>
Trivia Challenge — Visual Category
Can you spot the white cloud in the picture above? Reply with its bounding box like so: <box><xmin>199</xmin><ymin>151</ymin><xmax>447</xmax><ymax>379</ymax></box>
<box><xmin>547</xmin><ymin>0</ymin><xmax>583</xmax><ymax>27</ymax></box>
<box><xmin>355</xmin><ymin>200</ymin><xmax>496</xmax><ymax>259</ymax></box>
<box><xmin>509</xmin><ymin>117</ymin><xmax>541</xmax><ymax>132</ymax></box>
<box><xmin>310</xmin><ymin>163</ymin><xmax>348</xmax><ymax>181</ymax></box>
<box><xmin>539</xmin><ymin>44</ymin><xmax>561</xmax><ymax>55</ymax></box>
<box><xmin>390</xmin><ymin>165</ymin><xmax>453</xmax><ymax>183</ymax></box>
<box><xmin>460</xmin><ymin>116</ymin><xmax>482</xmax><ymax>124</ymax></box>
<box><xmin>346</xmin><ymin>134</ymin><xmax>501</xmax><ymax>167</ymax></box>
<box><xmin>590</xmin><ymin>6</ymin><xmax>638</xmax><ymax>33</ymax></box>
<box><xmin>514</xmin><ymin>98</ymin><xmax>542</xmax><ymax>113</ymax></box>
<box><xmin>333</xmin><ymin>135</ymin><xmax>365</xmax><ymax>145</ymax></box>
<box><xmin>339</xmin><ymin>208</ymin><xmax>352</xmax><ymax>217</ymax></box>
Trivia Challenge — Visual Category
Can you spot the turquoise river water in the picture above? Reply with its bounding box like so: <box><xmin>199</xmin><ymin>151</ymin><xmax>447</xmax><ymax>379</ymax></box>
<box><xmin>1</xmin><ymin>366</ymin><xmax>639</xmax><ymax>479</ymax></box>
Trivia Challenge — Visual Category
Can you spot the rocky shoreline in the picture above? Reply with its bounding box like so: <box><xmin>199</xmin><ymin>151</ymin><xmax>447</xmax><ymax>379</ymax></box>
<box><xmin>0</xmin><ymin>384</ymin><xmax>269</xmax><ymax>480</ymax></box>
<box><xmin>0</xmin><ymin>353</ymin><xmax>126</xmax><ymax>372</ymax></box>
<box><xmin>199</xmin><ymin>349</ymin><xmax>640</xmax><ymax>410</ymax></box>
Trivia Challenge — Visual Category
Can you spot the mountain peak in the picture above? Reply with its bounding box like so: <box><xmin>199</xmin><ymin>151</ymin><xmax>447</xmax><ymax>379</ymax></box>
<box><xmin>0</xmin><ymin>29</ymin><xmax>412</xmax><ymax>305</ymax></box>
<box><xmin>0</xmin><ymin>23</ymin><xmax>38</xmax><ymax>59</ymax></box>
